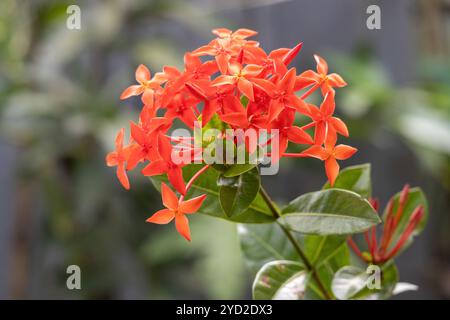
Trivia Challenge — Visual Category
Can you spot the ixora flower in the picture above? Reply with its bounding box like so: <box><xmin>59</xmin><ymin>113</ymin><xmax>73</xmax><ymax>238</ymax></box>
<box><xmin>106</xmin><ymin>27</ymin><xmax>356</xmax><ymax>240</ymax></box>
<box><xmin>146</xmin><ymin>183</ymin><xmax>207</xmax><ymax>241</ymax></box>
<box><xmin>107</xmin><ymin>28</ymin><xmax>429</xmax><ymax>301</ymax></box>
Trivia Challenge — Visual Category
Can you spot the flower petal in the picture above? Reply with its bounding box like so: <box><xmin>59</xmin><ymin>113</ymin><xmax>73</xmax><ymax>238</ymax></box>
<box><xmin>300</xmin><ymin>145</ymin><xmax>328</xmax><ymax>160</ymax></box>
<box><xmin>158</xmin><ymin>134</ymin><xmax>173</xmax><ymax>162</ymax></box>
<box><xmin>329</xmin><ymin>117</ymin><xmax>349</xmax><ymax>137</ymax></box>
<box><xmin>237</xmin><ymin>78</ymin><xmax>254</xmax><ymax>101</ymax></box>
<box><xmin>130</xmin><ymin>121</ymin><xmax>147</xmax><ymax>146</ymax></box>
<box><xmin>141</xmin><ymin>89</ymin><xmax>154</xmax><ymax>108</ymax></box>
<box><xmin>168</xmin><ymin>166</ymin><xmax>186</xmax><ymax>195</ymax></box>
<box><xmin>161</xmin><ymin>182</ymin><xmax>179</xmax><ymax>211</ymax></box>
<box><xmin>120</xmin><ymin>85</ymin><xmax>144</xmax><ymax>100</ymax></box>
<box><xmin>146</xmin><ymin>209</ymin><xmax>175</xmax><ymax>224</ymax></box>
<box><xmin>106</xmin><ymin>152</ymin><xmax>118</xmax><ymax>167</ymax></box>
<box><xmin>136</xmin><ymin>64</ymin><xmax>151</xmax><ymax>84</ymax></box>
<box><xmin>141</xmin><ymin>160</ymin><xmax>168</xmax><ymax>176</ymax></box>
<box><xmin>327</xmin><ymin>73</ymin><xmax>347</xmax><ymax>87</ymax></box>
<box><xmin>243</xmin><ymin>64</ymin><xmax>263</xmax><ymax>77</ymax></box>
<box><xmin>280</xmin><ymin>68</ymin><xmax>297</xmax><ymax>92</ymax></box>
<box><xmin>215</xmin><ymin>54</ymin><xmax>229</xmax><ymax>74</ymax></box>
<box><xmin>334</xmin><ymin>145</ymin><xmax>357</xmax><ymax>160</ymax></box>
<box><xmin>320</xmin><ymin>90</ymin><xmax>335</xmax><ymax>116</ymax></box>
<box><xmin>117</xmin><ymin>162</ymin><xmax>130</xmax><ymax>190</ymax></box>
<box><xmin>220</xmin><ymin>112</ymin><xmax>248</xmax><ymax>128</ymax></box>
<box><xmin>212</xmin><ymin>75</ymin><xmax>235</xmax><ymax>86</ymax></box>
<box><xmin>175</xmin><ymin>214</ymin><xmax>191</xmax><ymax>241</ymax></box>
<box><xmin>287</xmin><ymin>126</ymin><xmax>314</xmax><ymax>145</ymax></box>
<box><xmin>325</xmin><ymin>157</ymin><xmax>339</xmax><ymax>186</ymax></box>
<box><xmin>233</xmin><ymin>28</ymin><xmax>258</xmax><ymax>39</ymax></box>
<box><xmin>314</xmin><ymin>54</ymin><xmax>328</xmax><ymax>75</ymax></box>
<box><xmin>179</xmin><ymin>194</ymin><xmax>207</xmax><ymax>214</ymax></box>
<box><xmin>126</xmin><ymin>146</ymin><xmax>145</xmax><ymax>171</ymax></box>
<box><xmin>313</xmin><ymin>121</ymin><xmax>327</xmax><ymax>145</ymax></box>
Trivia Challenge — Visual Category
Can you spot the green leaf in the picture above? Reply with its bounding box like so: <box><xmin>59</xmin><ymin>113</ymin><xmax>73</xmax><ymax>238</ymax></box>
<box><xmin>323</xmin><ymin>163</ymin><xmax>372</xmax><ymax>198</ymax></box>
<box><xmin>240</xmin><ymin>95</ymin><xmax>249</xmax><ymax>107</ymax></box>
<box><xmin>281</xmin><ymin>189</ymin><xmax>380</xmax><ymax>235</ymax></box>
<box><xmin>303</xmin><ymin>235</ymin><xmax>346</xmax><ymax>266</ymax></box>
<box><xmin>150</xmin><ymin>164</ymin><xmax>275</xmax><ymax>223</ymax></box>
<box><xmin>331</xmin><ymin>262</ymin><xmax>398</xmax><ymax>300</ymax></box>
<box><xmin>219</xmin><ymin>167</ymin><xmax>260</xmax><ymax>217</ymax></box>
<box><xmin>382</xmin><ymin>187</ymin><xmax>428</xmax><ymax>253</ymax></box>
<box><xmin>239</xmin><ymin>223</ymin><xmax>350</xmax><ymax>299</ymax></box>
<box><xmin>223</xmin><ymin>164</ymin><xmax>256</xmax><ymax>177</ymax></box>
<box><xmin>252</xmin><ymin>260</ymin><xmax>308</xmax><ymax>300</ymax></box>
<box><xmin>196</xmin><ymin>113</ymin><xmax>229</xmax><ymax>149</ymax></box>
<box><xmin>222</xmin><ymin>145</ymin><xmax>264</xmax><ymax>178</ymax></box>
<box><xmin>237</xmin><ymin>223</ymin><xmax>304</xmax><ymax>274</ymax></box>
<box><xmin>311</xmin><ymin>243</ymin><xmax>350</xmax><ymax>299</ymax></box>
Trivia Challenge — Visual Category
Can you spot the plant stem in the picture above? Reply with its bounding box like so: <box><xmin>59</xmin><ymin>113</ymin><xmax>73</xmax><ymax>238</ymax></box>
<box><xmin>259</xmin><ymin>186</ymin><xmax>333</xmax><ymax>300</ymax></box>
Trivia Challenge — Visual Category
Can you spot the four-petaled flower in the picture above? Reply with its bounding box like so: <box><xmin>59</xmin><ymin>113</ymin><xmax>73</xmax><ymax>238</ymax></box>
<box><xmin>120</xmin><ymin>64</ymin><xmax>166</xmax><ymax>108</ymax></box>
<box><xmin>301</xmin><ymin>134</ymin><xmax>357</xmax><ymax>186</ymax></box>
<box><xmin>307</xmin><ymin>90</ymin><xmax>349</xmax><ymax>145</ymax></box>
<box><xmin>146</xmin><ymin>183</ymin><xmax>207</xmax><ymax>241</ymax></box>
<box><xmin>296</xmin><ymin>54</ymin><xmax>347</xmax><ymax>94</ymax></box>
<box><xmin>212</xmin><ymin>62</ymin><xmax>264</xmax><ymax>101</ymax></box>
<box><xmin>106</xmin><ymin>128</ymin><xmax>131</xmax><ymax>190</ymax></box>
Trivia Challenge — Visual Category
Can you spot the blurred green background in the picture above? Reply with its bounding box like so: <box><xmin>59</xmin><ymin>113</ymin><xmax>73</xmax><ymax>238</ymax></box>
<box><xmin>0</xmin><ymin>0</ymin><xmax>448</xmax><ymax>299</ymax></box>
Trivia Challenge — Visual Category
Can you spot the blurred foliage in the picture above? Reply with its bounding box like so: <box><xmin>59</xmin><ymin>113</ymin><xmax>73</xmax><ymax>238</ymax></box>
<box><xmin>0</xmin><ymin>0</ymin><xmax>246</xmax><ymax>299</ymax></box>
<box><xmin>331</xmin><ymin>48</ymin><xmax>450</xmax><ymax>190</ymax></box>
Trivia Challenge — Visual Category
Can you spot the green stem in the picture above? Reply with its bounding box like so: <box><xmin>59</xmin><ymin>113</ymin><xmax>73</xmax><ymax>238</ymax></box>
<box><xmin>259</xmin><ymin>186</ymin><xmax>333</xmax><ymax>300</ymax></box>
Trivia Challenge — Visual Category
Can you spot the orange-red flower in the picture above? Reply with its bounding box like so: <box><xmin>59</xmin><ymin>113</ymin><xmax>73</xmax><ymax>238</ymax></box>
<box><xmin>106</xmin><ymin>128</ymin><xmax>131</xmax><ymax>190</ymax></box>
<box><xmin>147</xmin><ymin>183</ymin><xmax>206</xmax><ymax>241</ymax></box>
<box><xmin>254</xmin><ymin>68</ymin><xmax>309</xmax><ymax>122</ymax></box>
<box><xmin>141</xmin><ymin>134</ymin><xmax>187</xmax><ymax>195</ymax></box>
<box><xmin>212</xmin><ymin>62</ymin><xmax>264</xmax><ymax>101</ymax></box>
<box><xmin>270</xmin><ymin>109</ymin><xmax>314</xmax><ymax>160</ymax></box>
<box><xmin>301</xmin><ymin>134</ymin><xmax>357</xmax><ymax>186</ymax></box>
<box><xmin>307</xmin><ymin>90</ymin><xmax>349</xmax><ymax>145</ymax></box>
<box><xmin>296</xmin><ymin>54</ymin><xmax>347</xmax><ymax>94</ymax></box>
<box><xmin>120</xmin><ymin>64</ymin><xmax>166</xmax><ymax>108</ymax></box>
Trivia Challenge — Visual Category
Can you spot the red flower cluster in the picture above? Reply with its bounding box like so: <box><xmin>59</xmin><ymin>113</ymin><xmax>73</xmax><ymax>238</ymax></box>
<box><xmin>106</xmin><ymin>28</ymin><xmax>356</xmax><ymax>240</ymax></box>
<box><xmin>348</xmin><ymin>185</ymin><xmax>425</xmax><ymax>264</ymax></box>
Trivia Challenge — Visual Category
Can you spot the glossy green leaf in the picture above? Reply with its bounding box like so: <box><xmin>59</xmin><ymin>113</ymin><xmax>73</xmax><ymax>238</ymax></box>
<box><xmin>323</xmin><ymin>163</ymin><xmax>372</xmax><ymax>198</ymax></box>
<box><xmin>222</xmin><ymin>144</ymin><xmax>264</xmax><ymax>178</ymax></box>
<box><xmin>252</xmin><ymin>260</ymin><xmax>308</xmax><ymax>300</ymax></box>
<box><xmin>382</xmin><ymin>187</ymin><xmax>428</xmax><ymax>253</ymax></box>
<box><xmin>303</xmin><ymin>235</ymin><xmax>346</xmax><ymax>266</ymax></box>
<box><xmin>239</xmin><ymin>222</ymin><xmax>350</xmax><ymax>299</ymax></box>
<box><xmin>237</xmin><ymin>223</ymin><xmax>304</xmax><ymax>274</ymax></box>
<box><xmin>310</xmin><ymin>243</ymin><xmax>350</xmax><ymax>299</ymax></box>
<box><xmin>281</xmin><ymin>189</ymin><xmax>380</xmax><ymax>235</ymax></box>
<box><xmin>150</xmin><ymin>164</ymin><xmax>275</xmax><ymax>223</ymax></box>
<box><xmin>223</xmin><ymin>164</ymin><xmax>256</xmax><ymax>177</ymax></box>
<box><xmin>219</xmin><ymin>168</ymin><xmax>260</xmax><ymax>217</ymax></box>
